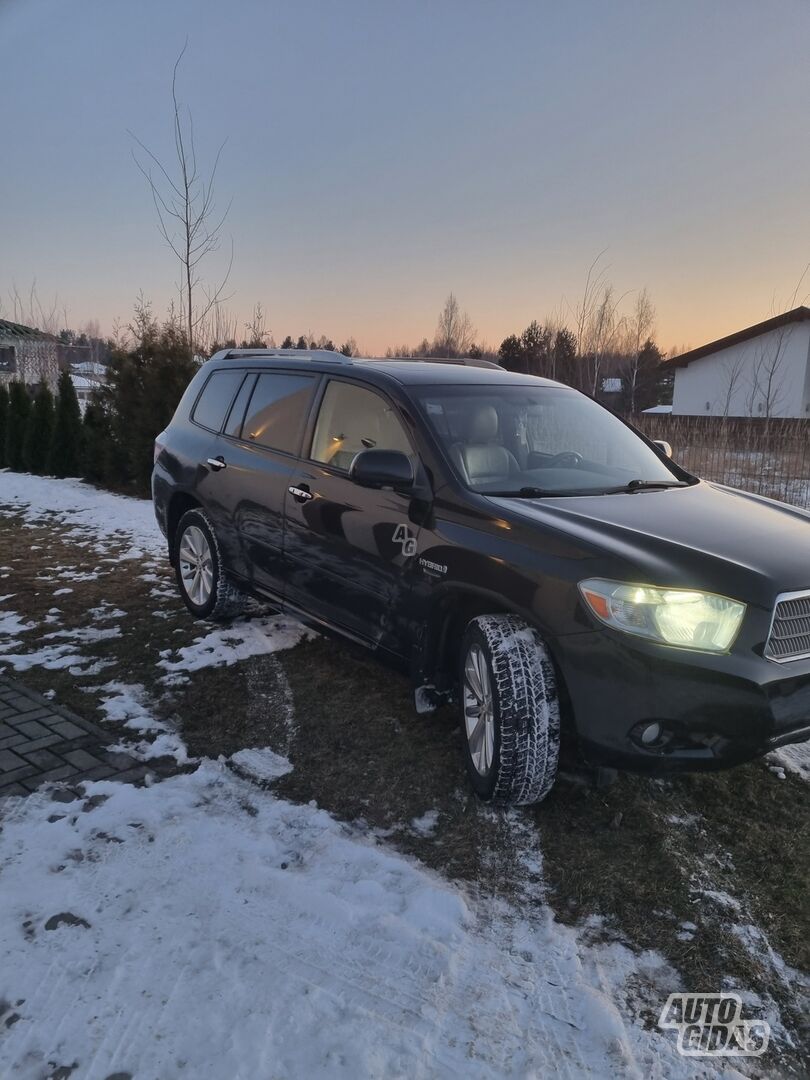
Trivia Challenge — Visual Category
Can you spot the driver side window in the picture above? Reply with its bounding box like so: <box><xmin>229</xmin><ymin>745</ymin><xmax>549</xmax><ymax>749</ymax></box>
<box><xmin>310</xmin><ymin>380</ymin><xmax>412</xmax><ymax>470</ymax></box>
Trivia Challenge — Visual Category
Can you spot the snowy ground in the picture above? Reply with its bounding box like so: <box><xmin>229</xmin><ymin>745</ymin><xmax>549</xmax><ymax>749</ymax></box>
<box><xmin>1</xmin><ymin>472</ymin><xmax>808</xmax><ymax>1078</ymax></box>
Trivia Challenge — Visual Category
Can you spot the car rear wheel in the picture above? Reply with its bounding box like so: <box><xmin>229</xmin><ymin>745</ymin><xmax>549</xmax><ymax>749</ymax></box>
<box><xmin>174</xmin><ymin>508</ymin><xmax>251</xmax><ymax>621</ymax></box>
<box><xmin>459</xmin><ymin>614</ymin><xmax>560</xmax><ymax>805</ymax></box>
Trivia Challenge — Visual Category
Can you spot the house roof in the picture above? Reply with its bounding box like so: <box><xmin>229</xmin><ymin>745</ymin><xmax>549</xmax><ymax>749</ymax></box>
<box><xmin>0</xmin><ymin>318</ymin><xmax>60</xmax><ymax>343</ymax></box>
<box><xmin>669</xmin><ymin>306</ymin><xmax>810</xmax><ymax>368</ymax></box>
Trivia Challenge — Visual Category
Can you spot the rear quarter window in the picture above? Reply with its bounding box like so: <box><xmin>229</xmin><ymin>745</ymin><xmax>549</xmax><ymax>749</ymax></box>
<box><xmin>192</xmin><ymin>369</ymin><xmax>245</xmax><ymax>433</ymax></box>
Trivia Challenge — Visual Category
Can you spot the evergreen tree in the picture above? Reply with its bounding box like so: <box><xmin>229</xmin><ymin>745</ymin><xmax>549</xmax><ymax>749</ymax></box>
<box><xmin>280</xmin><ymin>335</ymin><xmax>295</xmax><ymax>349</ymax></box>
<box><xmin>498</xmin><ymin>334</ymin><xmax>526</xmax><ymax>373</ymax></box>
<box><xmin>295</xmin><ymin>335</ymin><xmax>308</xmax><ymax>349</ymax></box>
<box><xmin>5</xmin><ymin>381</ymin><xmax>30</xmax><ymax>471</ymax></box>
<box><xmin>81</xmin><ymin>392</ymin><xmax>113</xmax><ymax>484</ymax></box>
<box><xmin>521</xmin><ymin>321</ymin><xmax>553</xmax><ymax>377</ymax></box>
<box><xmin>0</xmin><ymin>382</ymin><xmax>8</xmax><ymax>469</ymax></box>
<box><xmin>552</xmin><ymin>328</ymin><xmax>578</xmax><ymax>386</ymax></box>
<box><xmin>104</xmin><ymin>316</ymin><xmax>197</xmax><ymax>493</ymax></box>
<box><xmin>22</xmin><ymin>382</ymin><xmax>55</xmax><ymax>474</ymax></box>
<box><xmin>50</xmin><ymin>370</ymin><xmax>84</xmax><ymax>478</ymax></box>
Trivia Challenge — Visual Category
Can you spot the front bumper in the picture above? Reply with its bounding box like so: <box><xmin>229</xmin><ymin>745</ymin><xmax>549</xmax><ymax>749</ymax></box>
<box><xmin>552</xmin><ymin>628</ymin><xmax>810</xmax><ymax>773</ymax></box>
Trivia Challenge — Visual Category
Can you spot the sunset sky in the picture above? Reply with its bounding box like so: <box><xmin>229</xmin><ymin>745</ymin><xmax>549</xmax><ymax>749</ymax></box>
<box><xmin>2</xmin><ymin>0</ymin><xmax>809</xmax><ymax>355</ymax></box>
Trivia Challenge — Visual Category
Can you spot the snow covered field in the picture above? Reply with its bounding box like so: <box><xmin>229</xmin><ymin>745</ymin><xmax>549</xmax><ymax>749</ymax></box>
<box><xmin>1</xmin><ymin>472</ymin><xmax>808</xmax><ymax>1078</ymax></box>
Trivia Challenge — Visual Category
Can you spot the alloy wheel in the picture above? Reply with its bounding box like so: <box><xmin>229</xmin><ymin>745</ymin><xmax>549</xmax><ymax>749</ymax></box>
<box><xmin>463</xmin><ymin>643</ymin><xmax>495</xmax><ymax>775</ymax></box>
<box><xmin>178</xmin><ymin>524</ymin><xmax>214</xmax><ymax>607</ymax></box>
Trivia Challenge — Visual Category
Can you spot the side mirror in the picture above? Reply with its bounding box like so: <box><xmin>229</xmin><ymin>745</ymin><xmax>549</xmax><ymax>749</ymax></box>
<box><xmin>653</xmin><ymin>439</ymin><xmax>673</xmax><ymax>458</ymax></box>
<box><xmin>349</xmin><ymin>449</ymin><xmax>414</xmax><ymax>490</ymax></box>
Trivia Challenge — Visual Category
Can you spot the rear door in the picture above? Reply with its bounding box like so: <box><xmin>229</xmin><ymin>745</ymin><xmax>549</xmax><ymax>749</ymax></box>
<box><xmin>214</xmin><ymin>370</ymin><xmax>319</xmax><ymax>599</ymax></box>
<box><xmin>184</xmin><ymin>367</ymin><xmax>250</xmax><ymax>574</ymax></box>
<box><xmin>283</xmin><ymin>377</ymin><xmax>420</xmax><ymax>652</ymax></box>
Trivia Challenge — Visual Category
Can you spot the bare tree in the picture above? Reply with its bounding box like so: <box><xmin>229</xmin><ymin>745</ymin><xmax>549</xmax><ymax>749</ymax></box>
<box><xmin>584</xmin><ymin>284</ymin><xmax>627</xmax><ymax>396</ymax></box>
<box><xmin>434</xmin><ymin>293</ymin><xmax>476</xmax><ymax>357</ymax></box>
<box><xmin>7</xmin><ymin>280</ymin><xmax>63</xmax><ymax>334</ymax></box>
<box><xmin>716</xmin><ymin>352</ymin><xmax>747</xmax><ymax>417</ymax></box>
<box><xmin>745</xmin><ymin>324</ymin><xmax>791</xmax><ymax>419</ymax></box>
<box><xmin>130</xmin><ymin>42</ymin><xmax>232</xmax><ymax>357</ymax></box>
<box><xmin>623</xmin><ymin>289</ymin><xmax>655</xmax><ymax>414</ymax></box>
<box><xmin>571</xmin><ymin>250</ymin><xmax>609</xmax><ymax>359</ymax></box>
<box><xmin>242</xmin><ymin>302</ymin><xmax>270</xmax><ymax>348</ymax></box>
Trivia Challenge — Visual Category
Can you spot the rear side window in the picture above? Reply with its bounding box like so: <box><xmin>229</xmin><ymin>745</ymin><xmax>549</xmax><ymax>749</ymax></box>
<box><xmin>224</xmin><ymin>374</ymin><xmax>256</xmax><ymax>438</ymax></box>
<box><xmin>241</xmin><ymin>373</ymin><xmax>316</xmax><ymax>454</ymax></box>
<box><xmin>192</xmin><ymin>369</ymin><xmax>244</xmax><ymax>432</ymax></box>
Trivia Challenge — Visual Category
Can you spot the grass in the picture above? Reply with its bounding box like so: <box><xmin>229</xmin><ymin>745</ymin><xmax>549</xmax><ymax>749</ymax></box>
<box><xmin>1</xmin><ymin>507</ymin><xmax>808</xmax><ymax>1072</ymax></box>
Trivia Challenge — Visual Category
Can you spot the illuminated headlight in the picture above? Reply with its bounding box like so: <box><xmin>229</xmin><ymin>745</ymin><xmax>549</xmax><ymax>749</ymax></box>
<box><xmin>578</xmin><ymin>579</ymin><xmax>745</xmax><ymax>653</ymax></box>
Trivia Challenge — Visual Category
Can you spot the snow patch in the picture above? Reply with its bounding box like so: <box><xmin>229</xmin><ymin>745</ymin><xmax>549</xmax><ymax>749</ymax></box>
<box><xmin>159</xmin><ymin>616</ymin><xmax>312</xmax><ymax>679</ymax></box>
<box><xmin>0</xmin><ymin>763</ymin><xmax>704</xmax><ymax>1079</ymax></box>
<box><xmin>230</xmin><ymin>747</ymin><xmax>293</xmax><ymax>782</ymax></box>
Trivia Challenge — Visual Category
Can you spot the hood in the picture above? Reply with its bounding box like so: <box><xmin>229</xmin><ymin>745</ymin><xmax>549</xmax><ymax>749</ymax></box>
<box><xmin>488</xmin><ymin>481</ymin><xmax>810</xmax><ymax>610</ymax></box>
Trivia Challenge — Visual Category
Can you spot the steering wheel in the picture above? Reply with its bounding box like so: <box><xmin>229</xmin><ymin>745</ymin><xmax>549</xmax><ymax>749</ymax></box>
<box><xmin>549</xmin><ymin>451</ymin><xmax>583</xmax><ymax>468</ymax></box>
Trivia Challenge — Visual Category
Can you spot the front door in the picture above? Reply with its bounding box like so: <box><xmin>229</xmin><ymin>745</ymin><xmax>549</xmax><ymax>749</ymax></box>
<box><xmin>283</xmin><ymin>378</ymin><xmax>420</xmax><ymax>652</ymax></box>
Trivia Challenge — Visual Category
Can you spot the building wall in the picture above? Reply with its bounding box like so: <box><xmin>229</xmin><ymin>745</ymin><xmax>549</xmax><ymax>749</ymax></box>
<box><xmin>672</xmin><ymin>322</ymin><xmax>810</xmax><ymax>418</ymax></box>
<box><xmin>0</xmin><ymin>338</ymin><xmax>62</xmax><ymax>391</ymax></box>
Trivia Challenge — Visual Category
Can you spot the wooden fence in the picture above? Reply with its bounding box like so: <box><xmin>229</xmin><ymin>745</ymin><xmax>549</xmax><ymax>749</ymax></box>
<box><xmin>631</xmin><ymin>415</ymin><xmax>810</xmax><ymax>509</ymax></box>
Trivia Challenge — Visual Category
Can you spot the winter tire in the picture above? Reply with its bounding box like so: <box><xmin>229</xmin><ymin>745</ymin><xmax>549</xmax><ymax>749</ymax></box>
<box><xmin>174</xmin><ymin>508</ymin><xmax>252</xmax><ymax>621</ymax></box>
<box><xmin>459</xmin><ymin>614</ymin><xmax>560</xmax><ymax>805</ymax></box>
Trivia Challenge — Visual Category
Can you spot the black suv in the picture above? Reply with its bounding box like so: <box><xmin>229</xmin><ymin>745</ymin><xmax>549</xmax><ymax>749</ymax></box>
<box><xmin>153</xmin><ymin>348</ymin><xmax>810</xmax><ymax>804</ymax></box>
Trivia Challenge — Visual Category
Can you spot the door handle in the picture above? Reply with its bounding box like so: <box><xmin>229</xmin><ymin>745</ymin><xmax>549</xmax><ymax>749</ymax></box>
<box><xmin>206</xmin><ymin>456</ymin><xmax>227</xmax><ymax>471</ymax></box>
<box><xmin>288</xmin><ymin>483</ymin><xmax>314</xmax><ymax>503</ymax></box>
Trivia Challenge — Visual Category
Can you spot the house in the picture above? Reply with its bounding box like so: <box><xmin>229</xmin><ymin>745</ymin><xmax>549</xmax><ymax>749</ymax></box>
<box><xmin>670</xmin><ymin>306</ymin><xmax>810</xmax><ymax>418</ymax></box>
<box><xmin>0</xmin><ymin>319</ymin><xmax>63</xmax><ymax>391</ymax></box>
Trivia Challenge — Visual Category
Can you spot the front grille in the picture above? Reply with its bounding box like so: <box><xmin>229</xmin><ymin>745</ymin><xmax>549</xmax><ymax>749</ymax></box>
<box><xmin>765</xmin><ymin>592</ymin><xmax>810</xmax><ymax>661</ymax></box>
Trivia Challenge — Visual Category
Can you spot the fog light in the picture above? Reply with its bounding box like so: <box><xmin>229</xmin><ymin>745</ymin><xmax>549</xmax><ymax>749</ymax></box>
<box><xmin>639</xmin><ymin>722</ymin><xmax>661</xmax><ymax>745</ymax></box>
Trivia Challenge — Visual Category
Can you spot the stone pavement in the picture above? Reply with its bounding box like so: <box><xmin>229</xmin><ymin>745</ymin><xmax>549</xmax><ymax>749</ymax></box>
<box><xmin>0</xmin><ymin>677</ymin><xmax>176</xmax><ymax>798</ymax></box>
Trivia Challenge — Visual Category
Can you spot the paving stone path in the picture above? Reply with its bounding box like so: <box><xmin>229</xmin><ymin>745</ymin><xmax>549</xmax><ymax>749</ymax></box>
<box><xmin>0</xmin><ymin>677</ymin><xmax>175</xmax><ymax>797</ymax></box>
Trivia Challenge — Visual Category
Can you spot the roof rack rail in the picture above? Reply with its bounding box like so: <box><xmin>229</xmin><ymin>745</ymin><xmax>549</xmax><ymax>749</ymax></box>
<box><xmin>369</xmin><ymin>355</ymin><xmax>501</xmax><ymax>370</ymax></box>
<box><xmin>208</xmin><ymin>347</ymin><xmax>351</xmax><ymax>365</ymax></box>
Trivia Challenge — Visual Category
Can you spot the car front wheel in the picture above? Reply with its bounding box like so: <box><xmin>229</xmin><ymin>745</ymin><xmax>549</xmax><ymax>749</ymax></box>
<box><xmin>459</xmin><ymin>614</ymin><xmax>560</xmax><ymax>805</ymax></box>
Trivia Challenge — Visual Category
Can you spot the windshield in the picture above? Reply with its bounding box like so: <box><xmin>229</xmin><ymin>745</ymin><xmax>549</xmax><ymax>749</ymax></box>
<box><xmin>415</xmin><ymin>384</ymin><xmax>684</xmax><ymax>496</ymax></box>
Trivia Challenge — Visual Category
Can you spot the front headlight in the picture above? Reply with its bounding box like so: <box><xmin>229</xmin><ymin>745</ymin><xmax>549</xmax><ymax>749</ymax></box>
<box><xmin>578</xmin><ymin>578</ymin><xmax>745</xmax><ymax>653</ymax></box>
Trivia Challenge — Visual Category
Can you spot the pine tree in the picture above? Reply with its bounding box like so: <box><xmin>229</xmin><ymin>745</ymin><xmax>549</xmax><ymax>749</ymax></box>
<box><xmin>81</xmin><ymin>393</ymin><xmax>112</xmax><ymax>483</ymax></box>
<box><xmin>498</xmin><ymin>334</ymin><xmax>526</xmax><ymax>373</ymax></box>
<box><xmin>22</xmin><ymin>382</ymin><xmax>55</xmax><ymax>474</ymax></box>
<box><xmin>5</xmin><ymin>381</ymin><xmax>31</xmax><ymax>471</ymax></box>
<box><xmin>50</xmin><ymin>370</ymin><xmax>84</xmax><ymax>478</ymax></box>
<box><xmin>0</xmin><ymin>383</ymin><xmax>8</xmax><ymax>469</ymax></box>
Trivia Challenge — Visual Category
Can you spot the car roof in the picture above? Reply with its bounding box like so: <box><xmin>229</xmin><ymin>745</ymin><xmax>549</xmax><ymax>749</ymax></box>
<box><xmin>205</xmin><ymin>349</ymin><xmax>564</xmax><ymax>390</ymax></box>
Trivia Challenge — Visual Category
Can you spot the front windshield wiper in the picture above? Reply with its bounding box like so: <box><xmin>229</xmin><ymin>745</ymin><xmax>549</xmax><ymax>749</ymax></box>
<box><xmin>487</xmin><ymin>486</ymin><xmax>595</xmax><ymax>499</ymax></box>
<box><xmin>611</xmin><ymin>479</ymin><xmax>689</xmax><ymax>493</ymax></box>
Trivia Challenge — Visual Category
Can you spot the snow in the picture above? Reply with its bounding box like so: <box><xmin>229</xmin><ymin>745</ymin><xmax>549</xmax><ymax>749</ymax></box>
<box><xmin>0</xmin><ymin>471</ymin><xmax>164</xmax><ymax>558</ymax></box>
<box><xmin>769</xmin><ymin>742</ymin><xmax>810</xmax><ymax>782</ymax></box>
<box><xmin>158</xmin><ymin>616</ymin><xmax>313</xmax><ymax>681</ymax></box>
<box><xmin>0</xmin><ymin>763</ymin><xmax>704</xmax><ymax>1080</ymax></box>
<box><xmin>230</xmin><ymin>747</ymin><xmax>293</xmax><ymax>782</ymax></box>
<box><xmin>410</xmin><ymin>809</ymin><xmax>440</xmax><ymax>836</ymax></box>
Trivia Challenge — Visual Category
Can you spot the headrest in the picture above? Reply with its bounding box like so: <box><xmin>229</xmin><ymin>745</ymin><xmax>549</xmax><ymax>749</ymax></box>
<box><xmin>467</xmin><ymin>404</ymin><xmax>499</xmax><ymax>442</ymax></box>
